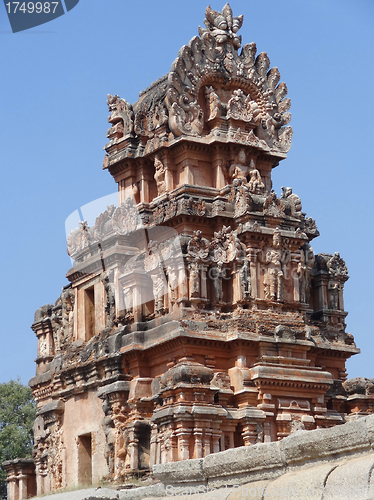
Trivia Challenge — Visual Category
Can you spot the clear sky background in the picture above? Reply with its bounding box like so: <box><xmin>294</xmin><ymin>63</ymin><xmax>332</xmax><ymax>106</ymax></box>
<box><xmin>0</xmin><ymin>0</ymin><xmax>373</xmax><ymax>385</ymax></box>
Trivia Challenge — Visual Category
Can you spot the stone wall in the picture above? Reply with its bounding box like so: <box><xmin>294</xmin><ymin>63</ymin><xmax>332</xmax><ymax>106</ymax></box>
<box><xmin>31</xmin><ymin>415</ymin><xmax>374</xmax><ymax>499</ymax></box>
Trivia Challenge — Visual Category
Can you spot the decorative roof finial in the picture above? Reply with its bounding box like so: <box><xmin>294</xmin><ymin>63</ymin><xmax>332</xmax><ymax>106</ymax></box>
<box><xmin>198</xmin><ymin>3</ymin><xmax>243</xmax><ymax>49</ymax></box>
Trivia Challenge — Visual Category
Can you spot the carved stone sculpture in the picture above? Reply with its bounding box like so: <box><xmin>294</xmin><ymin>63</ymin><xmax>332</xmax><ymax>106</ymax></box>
<box><xmin>248</xmin><ymin>165</ymin><xmax>265</xmax><ymax>194</ymax></box>
<box><xmin>229</xmin><ymin>149</ymin><xmax>250</xmax><ymax>181</ymax></box>
<box><xmin>106</xmin><ymin>94</ymin><xmax>134</xmax><ymax>142</ymax></box>
<box><xmin>187</xmin><ymin>230</ymin><xmax>210</xmax><ymax>262</ymax></box>
<box><xmin>227</xmin><ymin>89</ymin><xmax>260</xmax><ymax>122</ymax></box>
<box><xmin>205</xmin><ymin>86</ymin><xmax>221</xmax><ymax>121</ymax></box>
<box><xmin>189</xmin><ymin>261</ymin><xmax>200</xmax><ymax>298</ymax></box>
<box><xmin>154</xmin><ymin>156</ymin><xmax>166</xmax><ymax>196</ymax></box>
<box><xmin>240</xmin><ymin>259</ymin><xmax>251</xmax><ymax>300</ymax></box>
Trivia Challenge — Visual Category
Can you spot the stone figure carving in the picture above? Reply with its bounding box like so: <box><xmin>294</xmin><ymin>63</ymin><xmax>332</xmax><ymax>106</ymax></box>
<box><xmin>93</xmin><ymin>204</ymin><xmax>116</xmax><ymax>241</ymax></box>
<box><xmin>61</xmin><ymin>287</ymin><xmax>75</xmax><ymax>347</ymax></box>
<box><xmin>255</xmin><ymin>112</ymin><xmax>282</xmax><ymax>149</ymax></box>
<box><xmin>198</xmin><ymin>4</ymin><xmax>243</xmax><ymax>49</ymax></box>
<box><xmin>281</xmin><ymin>186</ymin><xmax>302</xmax><ymax>218</ymax></box>
<box><xmin>101</xmin><ymin>271</ymin><xmax>116</xmax><ymax>326</ymax></box>
<box><xmin>112</xmin><ymin>198</ymin><xmax>142</xmax><ymax>236</ymax></box>
<box><xmin>106</xmin><ymin>94</ymin><xmax>134</xmax><ymax>142</ymax></box>
<box><xmin>303</xmin><ymin>217</ymin><xmax>319</xmax><ymax>238</ymax></box>
<box><xmin>134</xmin><ymin>91</ymin><xmax>168</xmax><ymax>139</ymax></box>
<box><xmin>164</xmin><ymin>194</ymin><xmax>178</xmax><ymax>219</ymax></box>
<box><xmin>274</xmin><ymin>126</ymin><xmax>293</xmax><ymax>153</ymax></box>
<box><xmin>210</xmin><ymin>226</ymin><xmax>242</xmax><ymax>264</ymax></box>
<box><xmin>167</xmin><ymin>266</ymin><xmax>178</xmax><ymax>303</ymax></box>
<box><xmin>231</xmin><ymin>179</ymin><xmax>251</xmax><ymax>217</ymax></box>
<box><xmin>212</xmin><ymin>199</ymin><xmax>226</xmax><ymax>216</ymax></box>
<box><xmin>205</xmin><ymin>86</ymin><xmax>221</xmax><ymax>121</ymax></box>
<box><xmin>227</xmin><ymin>89</ymin><xmax>260</xmax><ymax>122</ymax></box>
<box><xmin>144</xmin><ymin>240</ymin><xmax>161</xmax><ymax>273</ymax></box>
<box><xmin>264</xmin><ymin>192</ymin><xmax>285</xmax><ymax>218</ymax></box>
<box><xmin>151</xmin><ymin>271</ymin><xmax>166</xmax><ymax>313</ymax></box>
<box><xmin>189</xmin><ymin>261</ymin><xmax>200</xmax><ymax>298</ymax></box>
<box><xmin>327</xmin><ymin>252</ymin><xmax>349</xmax><ymax>279</ymax></box>
<box><xmin>229</xmin><ymin>149</ymin><xmax>250</xmax><ymax>181</ymax></box>
<box><xmin>240</xmin><ymin>259</ymin><xmax>251</xmax><ymax>299</ymax></box>
<box><xmin>153</xmin><ymin>204</ymin><xmax>165</xmax><ymax>224</ymax></box>
<box><xmin>297</xmin><ymin>251</ymin><xmax>308</xmax><ymax>303</ymax></box>
<box><xmin>329</xmin><ymin>283</ymin><xmax>340</xmax><ymax>310</ymax></box>
<box><xmin>212</xmin><ymin>261</ymin><xmax>224</xmax><ymax>303</ymax></box>
<box><xmin>187</xmin><ymin>230</ymin><xmax>210</xmax><ymax>261</ymax></box>
<box><xmin>67</xmin><ymin>220</ymin><xmax>90</xmax><ymax>258</ymax></box>
<box><xmin>248</xmin><ymin>164</ymin><xmax>265</xmax><ymax>194</ymax></box>
<box><xmin>102</xmin><ymin>400</ymin><xmax>116</xmax><ymax>474</ymax></box>
<box><xmin>154</xmin><ymin>155</ymin><xmax>167</xmax><ymax>196</ymax></box>
<box><xmin>265</xmin><ymin>248</ymin><xmax>284</xmax><ymax>302</ymax></box>
<box><xmin>168</xmin><ymin>93</ymin><xmax>204</xmax><ymax>138</ymax></box>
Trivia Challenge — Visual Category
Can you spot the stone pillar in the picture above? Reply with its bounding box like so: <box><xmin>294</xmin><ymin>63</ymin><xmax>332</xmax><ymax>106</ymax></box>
<box><xmin>263</xmin><ymin>421</ymin><xmax>271</xmax><ymax>443</ymax></box>
<box><xmin>140</xmin><ymin>176</ymin><xmax>150</xmax><ymax>203</ymax></box>
<box><xmin>129</xmin><ymin>428</ymin><xmax>139</xmax><ymax>471</ymax></box>
<box><xmin>2</xmin><ymin>459</ymin><xmax>36</xmax><ymax>500</ymax></box>
<box><xmin>178</xmin><ymin>262</ymin><xmax>188</xmax><ymax>303</ymax></box>
<box><xmin>194</xmin><ymin>428</ymin><xmax>203</xmax><ymax>459</ymax></box>
<box><xmin>180</xmin><ymin>158</ymin><xmax>197</xmax><ymax>185</ymax></box>
<box><xmin>232</xmin><ymin>266</ymin><xmax>241</xmax><ymax>304</ymax></box>
<box><xmin>8</xmin><ymin>476</ymin><xmax>17</xmax><ymax>500</ymax></box>
<box><xmin>133</xmin><ymin>285</ymin><xmax>142</xmax><ymax>323</ymax></box>
<box><xmin>200</xmin><ymin>265</ymin><xmax>208</xmax><ymax>300</ymax></box>
<box><xmin>35</xmin><ymin>464</ymin><xmax>43</xmax><ymax>496</ymax></box>
<box><xmin>149</xmin><ymin>425</ymin><xmax>158</xmax><ymax>468</ymax></box>
<box><xmin>241</xmin><ymin>422</ymin><xmax>257</xmax><ymax>446</ymax></box>
<box><xmin>19</xmin><ymin>475</ymin><xmax>28</xmax><ymax>500</ymax></box>
<box><xmin>204</xmin><ymin>430</ymin><xmax>212</xmax><ymax>457</ymax></box>
<box><xmin>163</xmin><ymin>156</ymin><xmax>174</xmax><ymax>192</ymax></box>
<box><xmin>292</xmin><ymin>253</ymin><xmax>300</xmax><ymax>303</ymax></box>
<box><xmin>212</xmin><ymin>432</ymin><xmax>221</xmax><ymax>454</ymax></box>
<box><xmin>212</xmin><ymin>158</ymin><xmax>227</xmax><ymax>189</ymax></box>
<box><xmin>176</xmin><ymin>430</ymin><xmax>190</xmax><ymax>461</ymax></box>
<box><xmin>249</xmin><ymin>251</ymin><xmax>258</xmax><ymax>299</ymax></box>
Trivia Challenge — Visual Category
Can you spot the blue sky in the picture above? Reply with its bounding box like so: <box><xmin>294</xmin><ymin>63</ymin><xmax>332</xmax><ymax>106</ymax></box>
<box><xmin>0</xmin><ymin>0</ymin><xmax>373</xmax><ymax>385</ymax></box>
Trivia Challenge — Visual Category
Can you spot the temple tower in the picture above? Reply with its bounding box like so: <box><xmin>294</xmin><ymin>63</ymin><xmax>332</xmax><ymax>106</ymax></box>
<box><xmin>23</xmin><ymin>4</ymin><xmax>367</xmax><ymax>495</ymax></box>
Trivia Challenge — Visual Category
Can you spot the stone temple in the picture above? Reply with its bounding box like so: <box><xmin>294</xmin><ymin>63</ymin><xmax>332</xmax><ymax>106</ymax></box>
<box><xmin>5</xmin><ymin>4</ymin><xmax>374</xmax><ymax>498</ymax></box>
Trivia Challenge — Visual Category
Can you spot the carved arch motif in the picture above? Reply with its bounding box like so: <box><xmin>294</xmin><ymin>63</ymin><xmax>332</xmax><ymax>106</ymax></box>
<box><xmin>165</xmin><ymin>5</ymin><xmax>292</xmax><ymax>152</ymax></box>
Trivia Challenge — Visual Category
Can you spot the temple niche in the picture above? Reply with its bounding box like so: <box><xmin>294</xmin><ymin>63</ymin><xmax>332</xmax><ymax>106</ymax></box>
<box><xmin>19</xmin><ymin>3</ymin><xmax>373</xmax><ymax>497</ymax></box>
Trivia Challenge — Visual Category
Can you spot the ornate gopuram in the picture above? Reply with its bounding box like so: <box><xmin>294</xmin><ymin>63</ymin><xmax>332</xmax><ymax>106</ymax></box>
<box><xmin>25</xmin><ymin>4</ymin><xmax>372</xmax><ymax>495</ymax></box>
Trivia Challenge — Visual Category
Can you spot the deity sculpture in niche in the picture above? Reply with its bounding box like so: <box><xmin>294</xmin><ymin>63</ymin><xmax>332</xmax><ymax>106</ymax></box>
<box><xmin>154</xmin><ymin>155</ymin><xmax>166</xmax><ymax>196</ymax></box>
<box><xmin>227</xmin><ymin>88</ymin><xmax>260</xmax><ymax>123</ymax></box>
<box><xmin>247</xmin><ymin>160</ymin><xmax>265</xmax><ymax>194</ymax></box>
<box><xmin>167</xmin><ymin>266</ymin><xmax>178</xmax><ymax>303</ymax></box>
<box><xmin>205</xmin><ymin>86</ymin><xmax>221</xmax><ymax>121</ymax></box>
<box><xmin>264</xmin><ymin>229</ymin><xmax>284</xmax><ymax>302</ymax></box>
<box><xmin>297</xmin><ymin>254</ymin><xmax>308</xmax><ymax>304</ymax></box>
<box><xmin>212</xmin><ymin>261</ymin><xmax>224</xmax><ymax>303</ymax></box>
<box><xmin>329</xmin><ymin>283</ymin><xmax>340</xmax><ymax>310</ymax></box>
<box><xmin>228</xmin><ymin>149</ymin><xmax>250</xmax><ymax>181</ymax></box>
<box><xmin>189</xmin><ymin>261</ymin><xmax>200</xmax><ymax>298</ymax></box>
<box><xmin>240</xmin><ymin>258</ymin><xmax>252</xmax><ymax>300</ymax></box>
